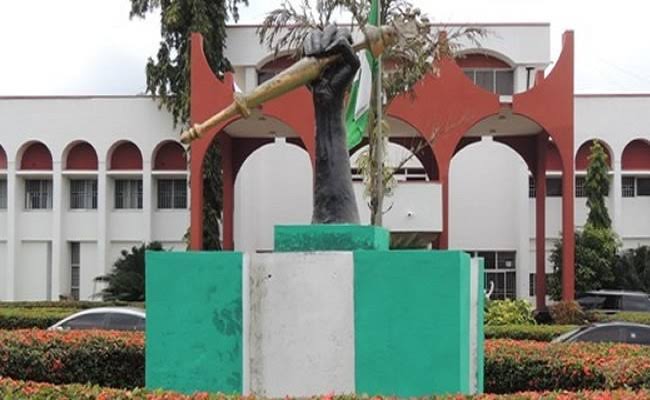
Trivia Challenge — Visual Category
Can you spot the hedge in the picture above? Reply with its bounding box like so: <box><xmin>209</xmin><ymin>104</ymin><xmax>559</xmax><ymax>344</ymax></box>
<box><xmin>0</xmin><ymin>307</ymin><xmax>77</xmax><ymax>330</ymax></box>
<box><xmin>0</xmin><ymin>301</ymin><xmax>144</xmax><ymax>309</ymax></box>
<box><xmin>594</xmin><ymin>311</ymin><xmax>650</xmax><ymax>325</ymax></box>
<box><xmin>0</xmin><ymin>329</ymin><xmax>144</xmax><ymax>389</ymax></box>
<box><xmin>485</xmin><ymin>339</ymin><xmax>650</xmax><ymax>393</ymax></box>
<box><xmin>484</xmin><ymin>324</ymin><xmax>577</xmax><ymax>342</ymax></box>
<box><xmin>1</xmin><ymin>378</ymin><xmax>650</xmax><ymax>400</ymax></box>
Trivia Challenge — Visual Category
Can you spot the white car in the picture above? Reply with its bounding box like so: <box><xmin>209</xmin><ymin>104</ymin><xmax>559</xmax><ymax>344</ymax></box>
<box><xmin>47</xmin><ymin>307</ymin><xmax>145</xmax><ymax>331</ymax></box>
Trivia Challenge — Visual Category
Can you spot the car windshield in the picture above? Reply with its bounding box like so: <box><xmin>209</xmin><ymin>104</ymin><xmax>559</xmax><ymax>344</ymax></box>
<box><xmin>552</xmin><ymin>326</ymin><xmax>589</xmax><ymax>343</ymax></box>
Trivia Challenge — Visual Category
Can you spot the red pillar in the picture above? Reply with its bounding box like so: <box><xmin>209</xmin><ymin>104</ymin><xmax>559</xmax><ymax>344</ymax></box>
<box><xmin>535</xmin><ymin>133</ymin><xmax>548</xmax><ymax>309</ymax></box>
<box><xmin>189</xmin><ymin>147</ymin><xmax>205</xmax><ymax>250</ymax></box>
<box><xmin>438</xmin><ymin>160</ymin><xmax>450</xmax><ymax>249</ymax></box>
<box><xmin>562</xmin><ymin>149</ymin><xmax>575</xmax><ymax>300</ymax></box>
<box><xmin>220</xmin><ymin>134</ymin><xmax>235</xmax><ymax>250</ymax></box>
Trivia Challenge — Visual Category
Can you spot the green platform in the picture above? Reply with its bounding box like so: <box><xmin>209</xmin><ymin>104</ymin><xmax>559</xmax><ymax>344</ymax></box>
<box><xmin>274</xmin><ymin>224</ymin><xmax>390</xmax><ymax>251</ymax></box>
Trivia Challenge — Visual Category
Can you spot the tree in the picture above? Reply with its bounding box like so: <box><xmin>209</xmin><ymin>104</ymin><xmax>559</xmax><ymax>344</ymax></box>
<box><xmin>548</xmin><ymin>140</ymin><xmax>619</xmax><ymax>299</ymax></box>
<box><xmin>96</xmin><ymin>242</ymin><xmax>164</xmax><ymax>301</ymax></box>
<box><xmin>130</xmin><ymin>0</ymin><xmax>247</xmax><ymax>249</ymax></box>
<box><xmin>613</xmin><ymin>246</ymin><xmax>650</xmax><ymax>292</ymax></box>
<box><xmin>258</xmin><ymin>0</ymin><xmax>483</xmax><ymax>225</ymax></box>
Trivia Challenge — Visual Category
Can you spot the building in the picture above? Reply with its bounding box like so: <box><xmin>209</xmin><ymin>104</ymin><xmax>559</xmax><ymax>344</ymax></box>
<box><xmin>1</xmin><ymin>23</ymin><xmax>649</xmax><ymax>304</ymax></box>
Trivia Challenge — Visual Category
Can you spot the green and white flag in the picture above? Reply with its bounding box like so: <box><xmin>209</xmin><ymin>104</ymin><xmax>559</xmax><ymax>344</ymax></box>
<box><xmin>345</xmin><ymin>0</ymin><xmax>379</xmax><ymax>149</ymax></box>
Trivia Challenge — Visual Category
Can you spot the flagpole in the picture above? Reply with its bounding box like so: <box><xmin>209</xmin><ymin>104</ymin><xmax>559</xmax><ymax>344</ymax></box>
<box><xmin>372</xmin><ymin>0</ymin><xmax>384</xmax><ymax>226</ymax></box>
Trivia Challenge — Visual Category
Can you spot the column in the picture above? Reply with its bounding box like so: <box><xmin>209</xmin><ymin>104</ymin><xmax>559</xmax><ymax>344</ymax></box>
<box><xmin>220</xmin><ymin>135</ymin><xmax>235</xmax><ymax>250</ymax></box>
<box><xmin>535</xmin><ymin>134</ymin><xmax>547</xmax><ymax>309</ymax></box>
<box><xmin>142</xmin><ymin>160</ymin><xmax>153</xmax><ymax>243</ymax></box>
<box><xmin>190</xmin><ymin>147</ymin><xmax>204</xmax><ymax>251</ymax></box>
<box><xmin>438</xmin><ymin>166</ymin><xmax>449</xmax><ymax>250</ymax></box>
<box><xmin>6</xmin><ymin>161</ymin><xmax>17</xmax><ymax>301</ymax></box>
<box><xmin>50</xmin><ymin>161</ymin><xmax>64</xmax><ymax>301</ymax></box>
<box><xmin>97</xmin><ymin>161</ymin><xmax>109</xmax><ymax>277</ymax></box>
<box><xmin>244</xmin><ymin>67</ymin><xmax>258</xmax><ymax>93</ymax></box>
<box><xmin>562</xmin><ymin>157</ymin><xmax>576</xmax><ymax>301</ymax></box>
<box><xmin>611</xmin><ymin>160</ymin><xmax>623</xmax><ymax>234</ymax></box>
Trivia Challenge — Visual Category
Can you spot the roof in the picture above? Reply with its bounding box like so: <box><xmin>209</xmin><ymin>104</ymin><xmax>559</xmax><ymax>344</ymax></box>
<box><xmin>581</xmin><ymin>290</ymin><xmax>649</xmax><ymax>297</ymax></box>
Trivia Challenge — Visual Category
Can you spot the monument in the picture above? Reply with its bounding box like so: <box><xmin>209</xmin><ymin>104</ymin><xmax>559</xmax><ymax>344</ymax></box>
<box><xmin>146</xmin><ymin>25</ymin><xmax>484</xmax><ymax>397</ymax></box>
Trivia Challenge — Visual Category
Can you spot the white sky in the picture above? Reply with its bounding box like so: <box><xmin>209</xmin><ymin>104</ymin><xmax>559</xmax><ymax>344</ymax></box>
<box><xmin>1</xmin><ymin>0</ymin><xmax>649</xmax><ymax>95</ymax></box>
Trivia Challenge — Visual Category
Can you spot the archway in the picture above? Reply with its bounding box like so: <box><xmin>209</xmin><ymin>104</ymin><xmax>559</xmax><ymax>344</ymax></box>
<box><xmin>0</xmin><ymin>145</ymin><xmax>7</xmax><ymax>170</ymax></box>
<box><xmin>108</xmin><ymin>141</ymin><xmax>143</xmax><ymax>171</ymax></box>
<box><xmin>153</xmin><ymin>141</ymin><xmax>186</xmax><ymax>171</ymax></box>
<box><xmin>575</xmin><ymin>139</ymin><xmax>613</xmax><ymax>171</ymax></box>
<box><xmin>19</xmin><ymin>141</ymin><xmax>53</xmax><ymax>170</ymax></box>
<box><xmin>64</xmin><ymin>141</ymin><xmax>98</xmax><ymax>170</ymax></box>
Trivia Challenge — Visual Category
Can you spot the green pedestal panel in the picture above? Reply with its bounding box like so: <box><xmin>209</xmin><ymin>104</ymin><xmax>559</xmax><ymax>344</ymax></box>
<box><xmin>354</xmin><ymin>250</ymin><xmax>482</xmax><ymax>396</ymax></box>
<box><xmin>274</xmin><ymin>224</ymin><xmax>389</xmax><ymax>252</ymax></box>
<box><xmin>146</xmin><ymin>251</ymin><xmax>243</xmax><ymax>394</ymax></box>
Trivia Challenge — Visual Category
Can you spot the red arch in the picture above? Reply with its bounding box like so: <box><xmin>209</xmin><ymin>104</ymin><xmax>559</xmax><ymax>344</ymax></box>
<box><xmin>20</xmin><ymin>142</ymin><xmax>53</xmax><ymax>170</ymax></box>
<box><xmin>110</xmin><ymin>142</ymin><xmax>142</xmax><ymax>170</ymax></box>
<box><xmin>622</xmin><ymin>139</ymin><xmax>650</xmax><ymax>170</ymax></box>
<box><xmin>66</xmin><ymin>142</ymin><xmax>98</xmax><ymax>170</ymax></box>
<box><xmin>456</xmin><ymin>53</ymin><xmax>511</xmax><ymax>69</ymax></box>
<box><xmin>154</xmin><ymin>141</ymin><xmax>186</xmax><ymax>170</ymax></box>
<box><xmin>575</xmin><ymin>140</ymin><xmax>612</xmax><ymax>170</ymax></box>
<box><xmin>0</xmin><ymin>145</ymin><xmax>6</xmax><ymax>170</ymax></box>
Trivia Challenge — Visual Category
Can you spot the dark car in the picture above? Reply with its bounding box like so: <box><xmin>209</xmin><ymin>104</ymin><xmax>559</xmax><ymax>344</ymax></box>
<box><xmin>552</xmin><ymin>322</ymin><xmax>650</xmax><ymax>345</ymax></box>
<box><xmin>47</xmin><ymin>307</ymin><xmax>145</xmax><ymax>331</ymax></box>
<box><xmin>576</xmin><ymin>290</ymin><xmax>650</xmax><ymax>313</ymax></box>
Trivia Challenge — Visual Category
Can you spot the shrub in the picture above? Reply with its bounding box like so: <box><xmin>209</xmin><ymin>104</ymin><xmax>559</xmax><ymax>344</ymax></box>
<box><xmin>485</xmin><ymin>339</ymin><xmax>650</xmax><ymax>393</ymax></box>
<box><xmin>485</xmin><ymin>324</ymin><xmax>577</xmax><ymax>342</ymax></box>
<box><xmin>1</xmin><ymin>377</ymin><xmax>650</xmax><ymax>400</ymax></box>
<box><xmin>0</xmin><ymin>307</ymin><xmax>77</xmax><ymax>330</ymax></box>
<box><xmin>593</xmin><ymin>311</ymin><xmax>650</xmax><ymax>325</ymax></box>
<box><xmin>0</xmin><ymin>329</ymin><xmax>144</xmax><ymax>388</ymax></box>
<box><xmin>485</xmin><ymin>299</ymin><xmax>536</xmax><ymax>326</ymax></box>
<box><xmin>548</xmin><ymin>301</ymin><xmax>587</xmax><ymax>325</ymax></box>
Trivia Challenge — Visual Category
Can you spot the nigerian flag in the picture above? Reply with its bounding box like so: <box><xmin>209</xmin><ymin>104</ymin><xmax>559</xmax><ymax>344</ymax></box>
<box><xmin>345</xmin><ymin>0</ymin><xmax>379</xmax><ymax>149</ymax></box>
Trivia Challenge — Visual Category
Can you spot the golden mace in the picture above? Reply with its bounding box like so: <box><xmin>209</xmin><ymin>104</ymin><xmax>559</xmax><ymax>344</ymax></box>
<box><xmin>180</xmin><ymin>25</ymin><xmax>397</xmax><ymax>144</ymax></box>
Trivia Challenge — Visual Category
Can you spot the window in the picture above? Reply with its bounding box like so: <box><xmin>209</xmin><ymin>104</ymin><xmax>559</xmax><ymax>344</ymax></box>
<box><xmin>106</xmin><ymin>313</ymin><xmax>145</xmax><ymax>331</ymax></box>
<box><xmin>157</xmin><ymin>179</ymin><xmax>187</xmax><ymax>209</ymax></box>
<box><xmin>463</xmin><ymin>69</ymin><xmax>514</xmax><ymax>95</ymax></box>
<box><xmin>0</xmin><ymin>180</ymin><xmax>6</xmax><ymax>209</ymax></box>
<box><xmin>115</xmin><ymin>179</ymin><xmax>142</xmax><ymax>209</ymax></box>
<box><xmin>575</xmin><ymin>176</ymin><xmax>586</xmax><ymax>197</ymax></box>
<box><xmin>529</xmin><ymin>273</ymin><xmax>552</xmax><ymax>297</ymax></box>
<box><xmin>577</xmin><ymin>326</ymin><xmax>623</xmax><ymax>343</ymax></box>
<box><xmin>70</xmin><ymin>242</ymin><xmax>80</xmax><ymax>301</ymax></box>
<box><xmin>547</xmin><ymin>177</ymin><xmax>563</xmax><ymax>197</ymax></box>
<box><xmin>467</xmin><ymin>250</ymin><xmax>516</xmax><ymax>300</ymax></box>
<box><xmin>70</xmin><ymin>179</ymin><xmax>97</xmax><ymax>209</ymax></box>
<box><xmin>61</xmin><ymin>313</ymin><xmax>108</xmax><ymax>330</ymax></box>
<box><xmin>25</xmin><ymin>179</ymin><xmax>52</xmax><ymax>209</ymax></box>
<box><xmin>622</xmin><ymin>177</ymin><xmax>636</xmax><ymax>197</ymax></box>
<box><xmin>638</xmin><ymin>178</ymin><xmax>650</xmax><ymax>196</ymax></box>
<box><xmin>528</xmin><ymin>177</ymin><xmax>536</xmax><ymax>198</ymax></box>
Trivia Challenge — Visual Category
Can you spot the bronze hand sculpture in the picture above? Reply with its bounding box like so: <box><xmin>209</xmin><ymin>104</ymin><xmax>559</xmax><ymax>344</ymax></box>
<box><xmin>304</xmin><ymin>25</ymin><xmax>360</xmax><ymax>224</ymax></box>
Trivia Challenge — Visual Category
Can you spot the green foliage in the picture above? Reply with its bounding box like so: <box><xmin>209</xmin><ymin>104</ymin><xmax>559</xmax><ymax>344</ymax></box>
<box><xmin>485</xmin><ymin>299</ymin><xmax>536</xmax><ymax>326</ymax></box>
<box><xmin>0</xmin><ymin>308</ymin><xmax>76</xmax><ymax>330</ymax></box>
<box><xmin>129</xmin><ymin>0</ymin><xmax>247</xmax><ymax>125</ymax></box>
<box><xmin>0</xmin><ymin>330</ymin><xmax>144</xmax><ymax>389</ymax></box>
<box><xmin>548</xmin><ymin>301</ymin><xmax>588</xmax><ymax>325</ymax></box>
<box><xmin>585</xmin><ymin>140</ymin><xmax>612</xmax><ymax>229</ymax></box>
<box><xmin>96</xmin><ymin>242</ymin><xmax>164</xmax><ymax>301</ymax></box>
<box><xmin>548</xmin><ymin>226</ymin><xmax>619</xmax><ymax>300</ymax></box>
<box><xmin>202</xmin><ymin>143</ymin><xmax>223</xmax><ymax>249</ymax></box>
<box><xmin>484</xmin><ymin>324</ymin><xmax>577</xmax><ymax>342</ymax></box>
<box><xmin>594</xmin><ymin>311</ymin><xmax>650</xmax><ymax>326</ymax></box>
<box><xmin>613</xmin><ymin>246</ymin><xmax>650</xmax><ymax>292</ymax></box>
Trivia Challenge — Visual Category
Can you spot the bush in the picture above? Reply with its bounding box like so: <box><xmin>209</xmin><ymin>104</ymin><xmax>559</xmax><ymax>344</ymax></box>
<box><xmin>485</xmin><ymin>324</ymin><xmax>576</xmax><ymax>342</ymax></box>
<box><xmin>0</xmin><ymin>301</ymin><xmax>141</xmax><ymax>309</ymax></box>
<box><xmin>1</xmin><ymin>377</ymin><xmax>650</xmax><ymax>400</ymax></box>
<box><xmin>548</xmin><ymin>301</ymin><xmax>587</xmax><ymax>325</ymax></box>
<box><xmin>485</xmin><ymin>339</ymin><xmax>650</xmax><ymax>393</ymax></box>
<box><xmin>0</xmin><ymin>329</ymin><xmax>144</xmax><ymax>388</ymax></box>
<box><xmin>593</xmin><ymin>311</ymin><xmax>650</xmax><ymax>325</ymax></box>
<box><xmin>485</xmin><ymin>299</ymin><xmax>536</xmax><ymax>326</ymax></box>
<box><xmin>0</xmin><ymin>307</ymin><xmax>77</xmax><ymax>330</ymax></box>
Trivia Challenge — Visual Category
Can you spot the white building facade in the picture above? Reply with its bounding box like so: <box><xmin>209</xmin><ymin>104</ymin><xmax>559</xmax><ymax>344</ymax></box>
<box><xmin>1</xmin><ymin>23</ymin><xmax>649</xmax><ymax>301</ymax></box>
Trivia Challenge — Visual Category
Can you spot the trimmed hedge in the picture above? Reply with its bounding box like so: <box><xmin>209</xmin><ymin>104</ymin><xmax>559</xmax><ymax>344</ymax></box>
<box><xmin>1</xmin><ymin>378</ymin><xmax>650</xmax><ymax>400</ymax></box>
<box><xmin>0</xmin><ymin>301</ymin><xmax>144</xmax><ymax>309</ymax></box>
<box><xmin>0</xmin><ymin>307</ymin><xmax>77</xmax><ymax>330</ymax></box>
<box><xmin>486</xmin><ymin>339</ymin><xmax>650</xmax><ymax>393</ymax></box>
<box><xmin>0</xmin><ymin>329</ymin><xmax>144</xmax><ymax>389</ymax></box>
<box><xmin>594</xmin><ymin>311</ymin><xmax>650</xmax><ymax>325</ymax></box>
<box><xmin>484</xmin><ymin>324</ymin><xmax>577</xmax><ymax>342</ymax></box>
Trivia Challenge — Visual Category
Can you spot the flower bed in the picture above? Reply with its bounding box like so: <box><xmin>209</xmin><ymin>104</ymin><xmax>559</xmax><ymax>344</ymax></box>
<box><xmin>0</xmin><ymin>329</ymin><xmax>144</xmax><ymax>388</ymax></box>
<box><xmin>484</xmin><ymin>324</ymin><xmax>576</xmax><ymax>342</ymax></box>
<box><xmin>1</xmin><ymin>377</ymin><xmax>650</xmax><ymax>400</ymax></box>
<box><xmin>485</xmin><ymin>339</ymin><xmax>650</xmax><ymax>393</ymax></box>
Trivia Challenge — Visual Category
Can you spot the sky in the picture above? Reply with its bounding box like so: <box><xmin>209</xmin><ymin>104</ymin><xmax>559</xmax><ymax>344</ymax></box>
<box><xmin>1</xmin><ymin>0</ymin><xmax>649</xmax><ymax>96</ymax></box>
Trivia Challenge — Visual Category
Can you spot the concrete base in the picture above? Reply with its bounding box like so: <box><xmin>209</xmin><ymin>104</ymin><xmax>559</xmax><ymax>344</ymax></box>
<box><xmin>274</xmin><ymin>224</ymin><xmax>390</xmax><ymax>252</ymax></box>
<box><xmin>146</xmin><ymin>249</ymin><xmax>483</xmax><ymax>397</ymax></box>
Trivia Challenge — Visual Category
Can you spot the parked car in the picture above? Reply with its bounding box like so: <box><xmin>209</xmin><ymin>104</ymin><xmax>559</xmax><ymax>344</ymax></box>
<box><xmin>47</xmin><ymin>307</ymin><xmax>145</xmax><ymax>331</ymax></box>
<box><xmin>552</xmin><ymin>322</ymin><xmax>650</xmax><ymax>345</ymax></box>
<box><xmin>576</xmin><ymin>290</ymin><xmax>650</xmax><ymax>313</ymax></box>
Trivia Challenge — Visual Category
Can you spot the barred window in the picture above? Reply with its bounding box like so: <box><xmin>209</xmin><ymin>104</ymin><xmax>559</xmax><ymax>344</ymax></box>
<box><xmin>157</xmin><ymin>179</ymin><xmax>187</xmax><ymax>209</ymax></box>
<box><xmin>622</xmin><ymin>177</ymin><xmax>636</xmax><ymax>198</ymax></box>
<box><xmin>547</xmin><ymin>177</ymin><xmax>563</xmax><ymax>197</ymax></box>
<box><xmin>0</xmin><ymin>180</ymin><xmax>6</xmax><ymax>209</ymax></box>
<box><xmin>638</xmin><ymin>178</ymin><xmax>650</xmax><ymax>196</ymax></box>
<box><xmin>575</xmin><ymin>176</ymin><xmax>586</xmax><ymax>198</ymax></box>
<box><xmin>528</xmin><ymin>176</ymin><xmax>536</xmax><ymax>198</ymax></box>
<box><xmin>463</xmin><ymin>69</ymin><xmax>514</xmax><ymax>95</ymax></box>
<box><xmin>70</xmin><ymin>180</ymin><xmax>97</xmax><ymax>209</ymax></box>
<box><xmin>115</xmin><ymin>179</ymin><xmax>142</xmax><ymax>209</ymax></box>
<box><xmin>25</xmin><ymin>179</ymin><xmax>52</xmax><ymax>210</ymax></box>
<box><xmin>70</xmin><ymin>242</ymin><xmax>80</xmax><ymax>301</ymax></box>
